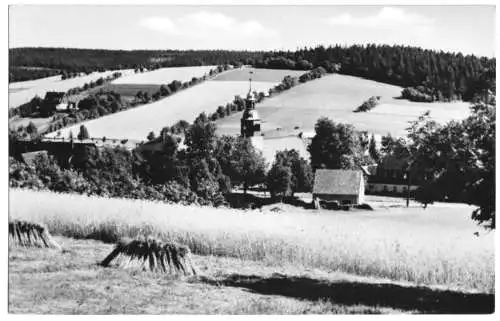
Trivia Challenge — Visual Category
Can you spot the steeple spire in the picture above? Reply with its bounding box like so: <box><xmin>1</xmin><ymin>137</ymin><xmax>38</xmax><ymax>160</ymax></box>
<box><xmin>248</xmin><ymin>70</ymin><xmax>254</xmax><ymax>93</ymax></box>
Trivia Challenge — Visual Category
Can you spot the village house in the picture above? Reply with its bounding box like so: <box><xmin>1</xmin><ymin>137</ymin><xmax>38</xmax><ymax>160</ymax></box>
<box><xmin>312</xmin><ymin>169</ymin><xmax>365</xmax><ymax>208</ymax></box>
<box><xmin>365</xmin><ymin>155</ymin><xmax>421</xmax><ymax>195</ymax></box>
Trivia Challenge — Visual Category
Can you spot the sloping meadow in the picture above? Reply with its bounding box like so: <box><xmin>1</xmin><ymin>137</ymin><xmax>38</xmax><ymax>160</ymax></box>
<box><xmin>9</xmin><ymin>189</ymin><xmax>494</xmax><ymax>293</ymax></box>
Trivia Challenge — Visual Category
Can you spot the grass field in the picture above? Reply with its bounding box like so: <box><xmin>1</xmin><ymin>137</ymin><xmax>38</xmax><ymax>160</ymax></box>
<box><xmin>212</xmin><ymin>67</ymin><xmax>305</xmax><ymax>82</ymax></box>
<box><xmin>44</xmin><ymin>80</ymin><xmax>278</xmax><ymax>141</ymax></box>
<box><xmin>112</xmin><ymin>66</ymin><xmax>217</xmax><ymax>85</ymax></box>
<box><xmin>9</xmin><ymin>189</ymin><xmax>494</xmax><ymax>295</ymax></box>
<box><xmin>8</xmin><ymin>69</ymin><xmax>135</xmax><ymax>109</ymax></box>
<box><xmin>215</xmin><ymin>73</ymin><xmax>472</xmax><ymax>137</ymax></box>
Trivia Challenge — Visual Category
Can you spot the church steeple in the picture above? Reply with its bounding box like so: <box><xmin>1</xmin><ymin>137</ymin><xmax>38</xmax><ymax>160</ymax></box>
<box><xmin>241</xmin><ymin>69</ymin><xmax>261</xmax><ymax>137</ymax></box>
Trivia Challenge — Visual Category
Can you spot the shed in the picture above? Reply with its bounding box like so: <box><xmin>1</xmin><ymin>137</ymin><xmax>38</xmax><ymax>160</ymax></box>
<box><xmin>312</xmin><ymin>169</ymin><xmax>365</xmax><ymax>207</ymax></box>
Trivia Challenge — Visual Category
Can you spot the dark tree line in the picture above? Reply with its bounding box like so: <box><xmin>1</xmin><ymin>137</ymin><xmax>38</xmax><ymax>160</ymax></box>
<box><xmin>9</xmin><ymin>47</ymin><xmax>265</xmax><ymax>82</ymax></box>
<box><xmin>9</xmin><ymin>66</ymin><xmax>61</xmax><ymax>82</ymax></box>
<box><xmin>11</xmin><ymin>46</ymin><xmax>494</xmax><ymax>103</ymax></box>
<box><xmin>256</xmin><ymin>44</ymin><xmax>495</xmax><ymax>102</ymax></box>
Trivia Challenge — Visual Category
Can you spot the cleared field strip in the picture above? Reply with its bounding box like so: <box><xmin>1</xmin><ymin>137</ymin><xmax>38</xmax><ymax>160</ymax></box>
<box><xmin>44</xmin><ymin>80</ymin><xmax>276</xmax><ymax>141</ymax></box>
<box><xmin>112</xmin><ymin>66</ymin><xmax>217</xmax><ymax>85</ymax></box>
<box><xmin>216</xmin><ymin>74</ymin><xmax>471</xmax><ymax>137</ymax></box>
<box><xmin>212</xmin><ymin>67</ymin><xmax>306</xmax><ymax>82</ymax></box>
<box><xmin>8</xmin><ymin>69</ymin><xmax>135</xmax><ymax>109</ymax></box>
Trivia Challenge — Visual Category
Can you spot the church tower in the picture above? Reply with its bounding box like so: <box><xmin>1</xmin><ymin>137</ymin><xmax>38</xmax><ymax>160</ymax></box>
<box><xmin>240</xmin><ymin>70</ymin><xmax>261</xmax><ymax>137</ymax></box>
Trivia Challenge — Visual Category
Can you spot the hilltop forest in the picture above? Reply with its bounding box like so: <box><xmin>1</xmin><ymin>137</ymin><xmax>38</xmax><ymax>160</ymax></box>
<box><xmin>10</xmin><ymin>45</ymin><xmax>495</xmax><ymax>102</ymax></box>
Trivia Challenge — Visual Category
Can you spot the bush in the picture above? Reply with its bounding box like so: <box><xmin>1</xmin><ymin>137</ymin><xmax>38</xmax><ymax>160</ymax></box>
<box><xmin>401</xmin><ymin>87</ymin><xmax>434</xmax><ymax>102</ymax></box>
<box><xmin>354</xmin><ymin>96</ymin><xmax>381</xmax><ymax>112</ymax></box>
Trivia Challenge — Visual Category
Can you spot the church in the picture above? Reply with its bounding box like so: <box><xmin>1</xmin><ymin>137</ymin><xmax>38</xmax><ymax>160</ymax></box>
<box><xmin>239</xmin><ymin>80</ymin><xmax>310</xmax><ymax>168</ymax></box>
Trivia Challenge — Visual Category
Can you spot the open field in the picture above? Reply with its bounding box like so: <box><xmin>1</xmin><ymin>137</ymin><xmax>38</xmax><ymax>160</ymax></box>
<box><xmin>86</xmin><ymin>83</ymin><xmax>163</xmax><ymax>97</ymax></box>
<box><xmin>44</xmin><ymin>80</ymin><xmax>278</xmax><ymax>141</ymax></box>
<box><xmin>215</xmin><ymin>74</ymin><xmax>472</xmax><ymax>137</ymax></box>
<box><xmin>8</xmin><ymin>69</ymin><xmax>135</xmax><ymax>109</ymax></box>
<box><xmin>9</xmin><ymin>236</ymin><xmax>493</xmax><ymax>314</ymax></box>
<box><xmin>112</xmin><ymin>66</ymin><xmax>217</xmax><ymax>85</ymax></box>
<box><xmin>9</xmin><ymin>189</ymin><xmax>494</xmax><ymax>294</ymax></box>
<box><xmin>212</xmin><ymin>67</ymin><xmax>306</xmax><ymax>82</ymax></box>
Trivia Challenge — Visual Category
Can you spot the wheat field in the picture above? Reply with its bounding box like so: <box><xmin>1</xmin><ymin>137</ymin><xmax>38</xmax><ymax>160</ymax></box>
<box><xmin>8</xmin><ymin>189</ymin><xmax>494</xmax><ymax>293</ymax></box>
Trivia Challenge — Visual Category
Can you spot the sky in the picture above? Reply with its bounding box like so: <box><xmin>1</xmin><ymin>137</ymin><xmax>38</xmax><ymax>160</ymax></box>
<box><xmin>9</xmin><ymin>5</ymin><xmax>496</xmax><ymax>57</ymax></box>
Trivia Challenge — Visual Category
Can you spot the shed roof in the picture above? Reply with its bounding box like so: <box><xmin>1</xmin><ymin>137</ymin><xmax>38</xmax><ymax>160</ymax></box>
<box><xmin>313</xmin><ymin>169</ymin><xmax>363</xmax><ymax>196</ymax></box>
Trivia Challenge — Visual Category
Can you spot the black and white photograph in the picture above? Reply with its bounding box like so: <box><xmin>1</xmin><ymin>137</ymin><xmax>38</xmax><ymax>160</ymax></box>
<box><xmin>6</xmin><ymin>1</ymin><xmax>496</xmax><ymax>315</ymax></box>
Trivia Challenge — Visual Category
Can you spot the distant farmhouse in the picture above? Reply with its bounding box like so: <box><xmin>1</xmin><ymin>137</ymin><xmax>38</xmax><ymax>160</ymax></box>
<box><xmin>312</xmin><ymin>169</ymin><xmax>365</xmax><ymax>208</ymax></box>
<box><xmin>40</xmin><ymin>91</ymin><xmax>65</xmax><ymax>117</ymax></box>
<box><xmin>366</xmin><ymin>156</ymin><xmax>421</xmax><ymax>195</ymax></box>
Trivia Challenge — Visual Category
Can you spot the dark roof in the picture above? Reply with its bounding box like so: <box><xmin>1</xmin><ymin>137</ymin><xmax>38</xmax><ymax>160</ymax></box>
<box><xmin>313</xmin><ymin>169</ymin><xmax>363</xmax><ymax>196</ymax></box>
<box><xmin>21</xmin><ymin>150</ymin><xmax>48</xmax><ymax>166</ymax></box>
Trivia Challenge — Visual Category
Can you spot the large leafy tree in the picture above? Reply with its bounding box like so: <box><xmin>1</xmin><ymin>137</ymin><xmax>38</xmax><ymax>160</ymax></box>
<box><xmin>77</xmin><ymin>125</ymin><xmax>90</xmax><ymax>141</ymax></box>
<box><xmin>272</xmin><ymin>149</ymin><xmax>313</xmax><ymax>195</ymax></box>
<box><xmin>184</xmin><ymin>113</ymin><xmax>230</xmax><ymax>204</ymax></box>
<box><xmin>308</xmin><ymin>117</ymin><xmax>372</xmax><ymax>170</ymax></box>
<box><xmin>185</xmin><ymin>113</ymin><xmax>217</xmax><ymax>159</ymax></box>
<box><xmin>308</xmin><ymin>117</ymin><xmax>359</xmax><ymax>170</ymax></box>
<box><xmin>267</xmin><ymin>163</ymin><xmax>292</xmax><ymax>199</ymax></box>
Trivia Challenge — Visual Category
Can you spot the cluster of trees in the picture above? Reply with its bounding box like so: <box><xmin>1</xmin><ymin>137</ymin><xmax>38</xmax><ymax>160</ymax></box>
<box><xmin>9</xmin><ymin>150</ymin><xmax>202</xmax><ymax>205</ymax></box>
<box><xmin>354</xmin><ymin>96</ymin><xmax>381</xmax><ymax>113</ymax></box>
